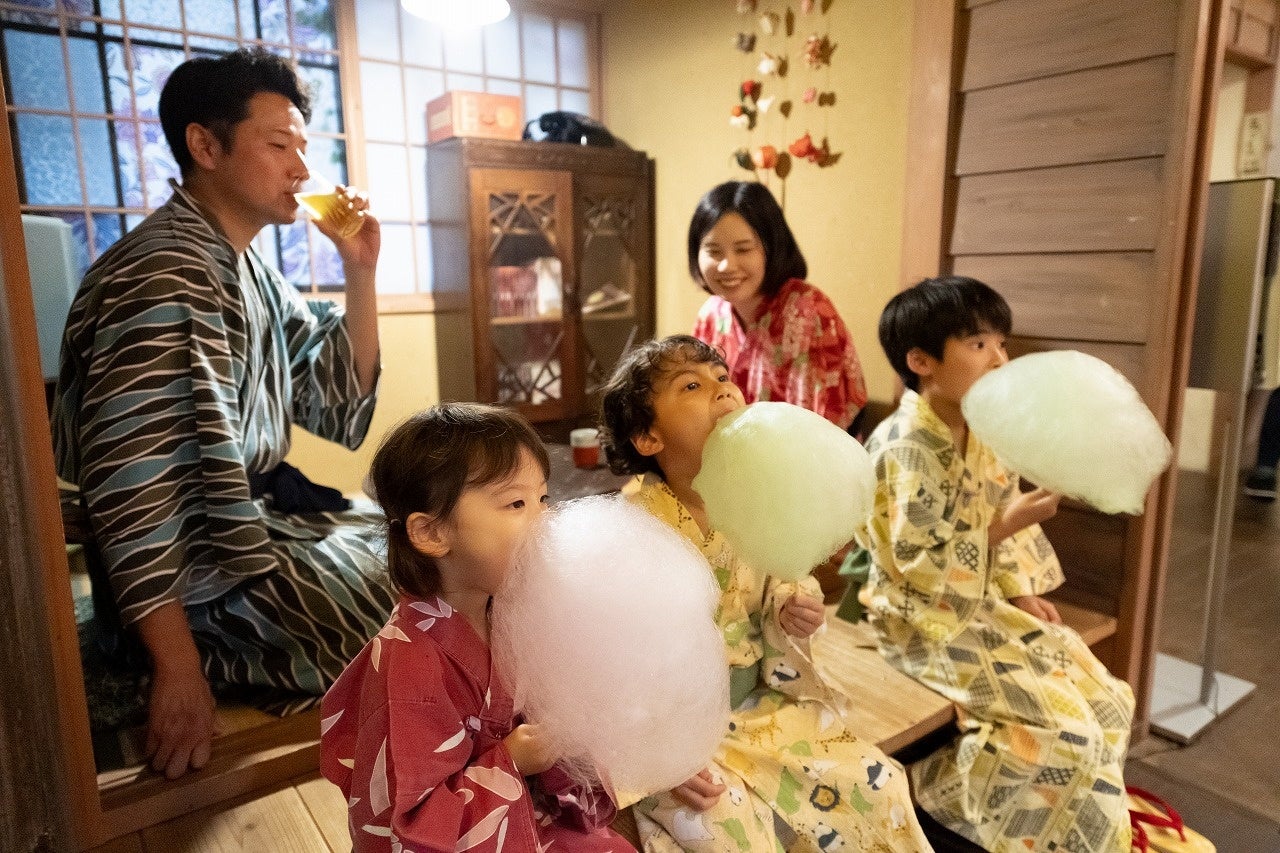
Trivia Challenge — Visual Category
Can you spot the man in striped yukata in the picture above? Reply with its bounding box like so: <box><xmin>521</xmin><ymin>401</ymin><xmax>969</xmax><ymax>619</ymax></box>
<box><xmin>52</xmin><ymin>48</ymin><xmax>394</xmax><ymax>780</ymax></box>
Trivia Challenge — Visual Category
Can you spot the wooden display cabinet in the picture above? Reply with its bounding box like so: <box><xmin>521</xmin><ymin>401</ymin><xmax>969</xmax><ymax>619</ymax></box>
<box><xmin>427</xmin><ymin>138</ymin><xmax>655</xmax><ymax>433</ymax></box>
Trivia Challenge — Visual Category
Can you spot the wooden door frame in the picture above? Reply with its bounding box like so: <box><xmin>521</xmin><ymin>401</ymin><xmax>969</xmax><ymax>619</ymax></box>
<box><xmin>900</xmin><ymin>0</ymin><xmax>1227</xmax><ymax>735</ymax></box>
<box><xmin>0</xmin><ymin>80</ymin><xmax>322</xmax><ymax>852</ymax></box>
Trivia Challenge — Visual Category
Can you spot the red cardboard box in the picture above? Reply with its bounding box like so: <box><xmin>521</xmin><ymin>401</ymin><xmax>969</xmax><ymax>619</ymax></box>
<box><xmin>426</xmin><ymin>90</ymin><xmax>523</xmax><ymax>144</ymax></box>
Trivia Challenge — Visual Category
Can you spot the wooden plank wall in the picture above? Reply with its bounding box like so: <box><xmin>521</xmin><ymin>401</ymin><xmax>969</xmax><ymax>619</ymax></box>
<box><xmin>904</xmin><ymin>0</ymin><xmax>1222</xmax><ymax>727</ymax></box>
<box><xmin>952</xmin><ymin>0</ymin><xmax>1200</xmax><ymax>639</ymax></box>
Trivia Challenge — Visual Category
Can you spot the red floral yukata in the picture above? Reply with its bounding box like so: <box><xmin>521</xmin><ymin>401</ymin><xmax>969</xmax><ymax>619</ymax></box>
<box><xmin>692</xmin><ymin>278</ymin><xmax>868</xmax><ymax>430</ymax></box>
<box><xmin>321</xmin><ymin>596</ymin><xmax>634</xmax><ymax>853</ymax></box>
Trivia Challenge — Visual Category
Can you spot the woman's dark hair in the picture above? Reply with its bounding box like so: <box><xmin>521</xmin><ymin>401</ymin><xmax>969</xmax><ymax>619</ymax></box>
<box><xmin>599</xmin><ymin>335</ymin><xmax>728</xmax><ymax>477</ymax></box>
<box><xmin>879</xmin><ymin>275</ymin><xmax>1013</xmax><ymax>391</ymax></box>
<box><xmin>687</xmin><ymin>181</ymin><xmax>807</xmax><ymax>299</ymax></box>
<box><xmin>159</xmin><ymin>47</ymin><xmax>313</xmax><ymax>176</ymax></box>
<box><xmin>367</xmin><ymin>403</ymin><xmax>549</xmax><ymax>599</ymax></box>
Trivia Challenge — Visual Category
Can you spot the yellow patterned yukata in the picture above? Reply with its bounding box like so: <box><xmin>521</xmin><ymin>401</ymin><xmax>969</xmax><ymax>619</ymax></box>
<box><xmin>628</xmin><ymin>475</ymin><xmax>933</xmax><ymax>853</ymax></box>
<box><xmin>856</xmin><ymin>391</ymin><xmax>1134</xmax><ymax>853</ymax></box>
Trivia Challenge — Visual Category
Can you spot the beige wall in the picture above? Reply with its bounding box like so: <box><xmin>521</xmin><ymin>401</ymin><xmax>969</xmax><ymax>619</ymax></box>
<box><xmin>1211</xmin><ymin>62</ymin><xmax>1249</xmax><ymax>181</ymax></box>
<box><xmin>289</xmin><ymin>2</ymin><xmax>916</xmax><ymax>488</ymax></box>
<box><xmin>287</xmin><ymin>312</ymin><xmax>440</xmax><ymax>494</ymax></box>
<box><xmin>600</xmin><ymin>0</ymin><xmax>914</xmax><ymax>404</ymax></box>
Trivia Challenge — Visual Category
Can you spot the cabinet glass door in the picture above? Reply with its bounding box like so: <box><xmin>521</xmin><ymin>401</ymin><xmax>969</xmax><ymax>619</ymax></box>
<box><xmin>576</xmin><ymin>174</ymin><xmax>652</xmax><ymax>406</ymax></box>
<box><xmin>471</xmin><ymin>169</ymin><xmax>578</xmax><ymax>421</ymax></box>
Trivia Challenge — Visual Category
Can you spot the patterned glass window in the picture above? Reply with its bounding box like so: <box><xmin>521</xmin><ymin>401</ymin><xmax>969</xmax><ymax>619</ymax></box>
<box><xmin>1</xmin><ymin>0</ymin><xmax>599</xmax><ymax>304</ymax></box>
<box><xmin>0</xmin><ymin>0</ymin><xmax>349</xmax><ymax>293</ymax></box>
<box><xmin>351</xmin><ymin>1</ymin><xmax>598</xmax><ymax>303</ymax></box>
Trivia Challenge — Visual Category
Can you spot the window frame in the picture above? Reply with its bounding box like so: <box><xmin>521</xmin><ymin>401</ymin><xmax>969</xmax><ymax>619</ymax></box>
<box><xmin>337</xmin><ymin>0</ymin><xmax>602</xmax><ymax>315</ymax></box>
<box><xmin>1</xmin><ymin>0</ymin><xmax>601</xmax><ymax>314</ymax></box>
<box><xmin>0</xmin><ymin>0</ymin><xmax>354</xmax><ymax>295</ymax></box>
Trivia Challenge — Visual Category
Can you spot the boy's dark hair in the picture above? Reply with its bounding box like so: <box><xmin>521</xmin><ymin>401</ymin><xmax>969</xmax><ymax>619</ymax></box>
<box><xmin>879</xmin><ymin>275</ymin><xmax>1013</xmax><ymax>391</ymax></box>
<box><xmin>687</xmin><ymin>181</ymin><xmax>807</xmax><ymax>299</ymax></box>
<box><xmin>367</xmin><ymin>403</ymin><xmax>549</xmax><ymax>600</ymax></box>
<box><xmin>599</xmin><ymin>335</ymin><xmax>728</xmax><ymax>477</ymax></box>
<box><xmin>159</xmin><ymin>47</ymin><xmax>312</xmax><ymax>176</ymax></box>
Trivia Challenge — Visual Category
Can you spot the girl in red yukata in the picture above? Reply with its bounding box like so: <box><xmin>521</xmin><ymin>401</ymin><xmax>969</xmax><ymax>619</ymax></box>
<box><xmin>320</xmin><ymin>403</ymin><xmax>635</xmax><ymax>853</ymax></box>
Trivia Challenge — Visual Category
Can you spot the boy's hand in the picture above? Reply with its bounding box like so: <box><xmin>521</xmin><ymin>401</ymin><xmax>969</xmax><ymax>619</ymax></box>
<box><xmin>672</xmin><ymin>768</ymin><xmax>726</xmax><ymax>811</ymax></box>
<box><xmin>504</xmin><ymin>723</ymin><xmax>558</xmax><ymax>775</ymax></box>
<box><xmin>991</xmin><ymin>487</ymin><xmax>1061</xmax><ymax>543</ymax></box>
<box><xmin>1010</xmin><ymin>594</ymin><xmax>1062</xmax><ymax>624</ymax></box>
<box><xmin>780</xmin><ymin>591</ymin><xmax>825</xmax><ymax>638</ymax></box>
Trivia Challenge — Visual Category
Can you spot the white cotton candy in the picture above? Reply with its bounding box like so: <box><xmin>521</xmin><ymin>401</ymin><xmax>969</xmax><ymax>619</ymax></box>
<box><xmin>961</xmin><ymin>350</ymin><xmax>1172</xmax><ymax>515</ymax></box>
<box><xmin>692</xmin><ymin>402</ymin><xmax>876</xmax><ymax>582</ymax></box>
<box><xmin>490</xmin><ymin>496</ymin><xmax>729</xmax><ymax>796</ymax></box>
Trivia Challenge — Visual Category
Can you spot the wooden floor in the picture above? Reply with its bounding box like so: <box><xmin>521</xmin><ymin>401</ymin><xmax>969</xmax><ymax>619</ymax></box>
<box><xmin>90</xmin><ymin>608</ymin><xmax>961</xmax><ymax>852</ymax></box>
<box><xmin>85</xmin><ymin>601</ymin><xmax>1127</xmax><ymax>853</ymax></box>
<box><xmin>1128</xmin><ymin>469</ymin><xmax>1280</xmax><ymax>834</ymax></box>
<box><xmin>88</xmin><ymin>771</ymin><xmax>349</xmax><ymax>853</ymax></box>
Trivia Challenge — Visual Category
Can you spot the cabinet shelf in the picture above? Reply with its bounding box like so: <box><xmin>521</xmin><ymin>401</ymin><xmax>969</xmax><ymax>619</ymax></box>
<box><xmin>491</xmin><ymin>312</ymin><xmax>563</xmax><ymax>326</ymax></box>
<box><xmin>582</xmin><ymin>308</ymin><xmax>635</xmax><ymax>322</ymax></box>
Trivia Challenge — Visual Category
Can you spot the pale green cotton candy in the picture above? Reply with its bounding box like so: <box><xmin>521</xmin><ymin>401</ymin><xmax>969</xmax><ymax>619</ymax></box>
<box><xmin>961</xmin><ymin>350</ymin><xmax>1172</xmax><ymax>515</ymax></box>
<box><xmin>692</xmin><ymin>402</ymin><xmax>876</xmax><ymax>582</ymax></box>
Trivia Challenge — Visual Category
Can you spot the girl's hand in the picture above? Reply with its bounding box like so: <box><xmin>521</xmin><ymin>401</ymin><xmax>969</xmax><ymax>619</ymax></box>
<box><xmin>780</xmin><ymin>591</ymin><xmax>825</xmax><ymax>638</ymax></box>
<box><xmin>672</xmin><ymin>768</ymin><xmax>726</xmax><ymax>811</ymax></box>
<box><xmin>1010</xmin><ymin>594</ymin><xmax>1062</xmax><ymax>624</ymax></box>
<box><xmin>503</xmin><ymin>723</ymin><xmax>558</xmax><ymax>775</ymax></box>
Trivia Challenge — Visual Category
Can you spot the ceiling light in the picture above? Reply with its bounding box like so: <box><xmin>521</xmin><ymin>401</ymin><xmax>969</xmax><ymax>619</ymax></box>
<box><xmin>400</xmin><ymin>0</ymin><xmax>511</xmax><ymax>28</ymax></box>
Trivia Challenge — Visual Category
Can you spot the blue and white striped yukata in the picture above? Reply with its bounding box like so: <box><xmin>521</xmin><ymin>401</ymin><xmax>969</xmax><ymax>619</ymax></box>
<box><xmin>52</xmin><ymin>181</ymin><xmax>394</xmax><ymax>704</ymax></box>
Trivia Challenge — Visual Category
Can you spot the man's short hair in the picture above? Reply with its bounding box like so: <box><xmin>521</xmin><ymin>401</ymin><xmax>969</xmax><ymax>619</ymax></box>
<box><xmin>159</xmin><ymin>47</ymin><xmax>312</xmax><ymax>176</ymax></box>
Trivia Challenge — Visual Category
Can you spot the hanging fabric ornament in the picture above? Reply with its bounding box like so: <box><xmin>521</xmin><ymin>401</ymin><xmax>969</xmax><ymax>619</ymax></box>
<box><xmin>802</xmin><ymin>86</ymin><xmax>818</xmax><ymax>103</ymax></box>
<box><xmin>729</xmin><ymin>103</ymin><xmax>755</xmax><ymax>129</ymax></box>
<box><xmin>759</xmin><ymin>11</ymin><xmax>779</xmax><ymax>34</ymax></box>
<box><xmin>788</xmin><ymin>131</ymin><xmax>827</xmax><ymax>164</ymax></box>
<box><xmin>736</xmin><ymin>0</ymin><xmax>756</xmax><ymax>13</ymax></box>
<box><xmin>734</xmin><ymin>32</ymin><xmax>756</xmax><ymax>52</ymax></box>
<box><xmin>732</xmin><ymin>148</ymin><xmax>755</xmax><ymax>170</ymax></box>
<box><xmin>757</xmin><ymin>95</ymin><xmax>775</xmax><ymax>113</ymax></box>
<box><xmin>802</xmin><ymin>34</ymin><xmax>832</xmax><ymax>69</ymax></box>
<box><xmin>740</xmin><ymin>79</ymin><xmax>760</xmax><ymax>101</ymax></box>
<box><xmin>751</xmin><ymin>145</ymin><xmax>778</xmax><ymax>170</ymax></box>
<box><xmin>757</xmin><ymin>53</ymin><xmax>781</xmax><ymax>76</ymax></box>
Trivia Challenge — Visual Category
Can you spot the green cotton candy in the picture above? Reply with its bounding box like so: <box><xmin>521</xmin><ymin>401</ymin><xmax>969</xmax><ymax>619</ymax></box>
<box><xmin>692</xmin><ymin>402</ymin><xmax>876</xmax><ymax>582</ymax></box>
<box><xmin>961</xmin><ymin>350</ymin><xmax>1172</xmax><ymax>515</ymax></box>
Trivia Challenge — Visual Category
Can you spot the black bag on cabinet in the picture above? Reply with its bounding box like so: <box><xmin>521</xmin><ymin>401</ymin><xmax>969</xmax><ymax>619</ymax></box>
<box><xmin>522</xmin><ymin>111</ymin><xmax>616</xmax><ymax>147</ymax></box>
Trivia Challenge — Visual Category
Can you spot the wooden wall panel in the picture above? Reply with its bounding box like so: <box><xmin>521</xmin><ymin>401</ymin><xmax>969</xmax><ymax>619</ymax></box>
<box><xmin>952</xmin><ymin>159</ymin><xmax>1164</xmax><ymax>254</ymax></box>
<box><xmin>907</xmin><ymin>0</ymin><xmax>1221</xmax><ymax>735</ymax></box>
<box><xmin>1042</xmin><ymin>507</ymin><xmax>1130</xmax><ymax>616</ymax></box>
<box><xmin>953</xmin><ymin>253</ymin><xmax>1154</xmax><ymax>343</ymax></box>
<box><xmin>900</xmin><ymin>0</ymin><xmax>962</xmax><ymax>287</ymax></box>
<box><xmin>964</xmin><ymin>0</ymin><xmax>1180</xmax><ymax>90</ymax></box>
<box><xmin>956</xmin><ymin>57</ymin><xmax>1174</xmax><ymax>175</ymax></box>
<box><xmin>1007</xmin><ymin>336</ymin><xmax>1147</xmax><ymax>391</ymax></box>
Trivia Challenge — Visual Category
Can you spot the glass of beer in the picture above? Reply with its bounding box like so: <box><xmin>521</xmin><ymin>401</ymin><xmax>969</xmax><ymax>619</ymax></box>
<box><xmin>295</xmin><ymin>157</ymin><xmax>365</xmax><ymax>239</ymax></box>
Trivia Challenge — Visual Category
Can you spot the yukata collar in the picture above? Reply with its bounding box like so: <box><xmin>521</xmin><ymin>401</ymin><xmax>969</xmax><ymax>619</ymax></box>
<box><xmin>745</xmin><ymin>277</ymin><xmax>804</xmax><ymax>326</ymax></box>
<box><xmin>900</xmin><ymin>389</ymin><xmax>955</xmax><ymax>449</ymax></box>
<box><xmin>166</xmin><ymin>179</ymin><xmax>245</xmax><ymax>259</ymax></box>
<box><xmin>640</xmin><ymin>473</ymin><xmax>715</xmax><ymax>548</ymax></box>
<box><xmin>398</xmin><ymin>594</ymin><xmax>494</xmax><ymax>687</ymax></box>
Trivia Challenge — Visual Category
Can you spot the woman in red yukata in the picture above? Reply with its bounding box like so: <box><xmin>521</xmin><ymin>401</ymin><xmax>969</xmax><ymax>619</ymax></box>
<box><xmin>689</xmin><ymin>180</ymin><xmax>868</xmax><ymax>434</ymax></box>
<box><xmin>320</xmin><ymin>403</ymin><xmax>634</xmax><ymax>853</ymax></box>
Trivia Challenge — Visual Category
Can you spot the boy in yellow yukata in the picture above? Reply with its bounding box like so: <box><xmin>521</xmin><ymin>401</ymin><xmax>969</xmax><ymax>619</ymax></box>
<box><xmin>856</xmin><ymin>276</ymin><xmax>1136</xmax><ymax>852</ymax></box>
<box><xmin>600</xmin><ymin>335</ymin><xmax>934</xmax><ymax>853</ymax></box>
